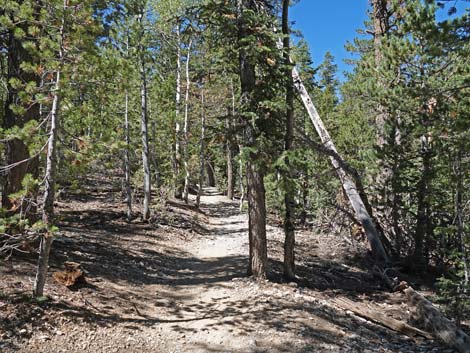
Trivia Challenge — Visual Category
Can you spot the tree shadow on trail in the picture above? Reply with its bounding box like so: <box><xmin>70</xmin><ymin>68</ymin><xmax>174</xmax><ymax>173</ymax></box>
<box><xmin>0</xmin><ymin>182</ymin><xmax>450</xmax><ymax>353</ymax></box>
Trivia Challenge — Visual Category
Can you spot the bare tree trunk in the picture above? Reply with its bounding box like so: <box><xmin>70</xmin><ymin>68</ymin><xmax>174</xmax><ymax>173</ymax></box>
<box><xmin>33</xmin><ymin>1</ymin><xmax>65</xmax><ymax>297</ymax></box>
<box><xmin>226</xmin><ymin>117</ymin><xmax>234</xmax><ymax>200</ymax></box>
<box><xmin>183</xmin><ymin>39</ymin><xmax>192</xmax><ymax>204</ymax></box>
<box><xmin>292</xmin><ymin>66</ymin><xmax>389</xmax><ymax>264</ymax></box>
<box><xmin>139</xmin><ymin>17</ymin><xmax>151</xmax><ymax>221</ymax></box>
<box><xmin>174</xmin><ymin>21</ymin><xmax>183</xmax><ymax>199</ymax></box>
<box><xmin>196</xmin><ymin>85</ymin><xmax>205</xmax><ymax>208</ymax></box>
<box><xmin>124</xmin><ymin>90</ymin><xmax>132</xmax><ymax>221</ymax></box>
<box><xmin>33</xmin><ymin>72</ymin><xmax>60</xmax><ymax>297</ymax></box>
<box><xmin>238</xmin><ymin>0</ymin><xmax>268</xmax><ymax>279</ymax></box>
<box><xmin>282</xmin><ymin>0</ymin><xmax>295</xmax><ymax>281</ymax></box>
<box><xmin>206</xmin><ymin>161</ymin><xmax>216</xmax><ymax>187</ymax></box>
<box><xmin>227</xmin><ymin>78</ymin><xmax>236</xmax><ymax>200</ymax></box>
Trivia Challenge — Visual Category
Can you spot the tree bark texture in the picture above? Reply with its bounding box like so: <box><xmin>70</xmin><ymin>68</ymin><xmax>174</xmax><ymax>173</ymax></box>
<box><xmin>372</xmin><ymin>0</ymin><xmax>389</xmax><ymax>149</ymax></box>
<box><xmin>282</xmin><ymin>0</ymin><xmax>295</xmax><ymax>280</ymax></box>
<box><xmin>371</xmin><ymin>0</ymin><xmax>401</xmax><ymax>254</ymax></box>
<box><xmin>124</xmin><ymin>90</ymin><xmax>132</xmax><ymax>221</ymax></box>
<box><xmin>2</xmin><ymin>5</ymin><xmax>40</xmax><ymax>217</ymax></box>
<box><xmin>238</xmin><ymin>0</ymin><xmax>268</xmax><ymax>279</ymax></box>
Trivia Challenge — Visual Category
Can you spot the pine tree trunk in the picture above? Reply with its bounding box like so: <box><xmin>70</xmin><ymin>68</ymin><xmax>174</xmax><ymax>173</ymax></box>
<box><xmin>33</xmin><ymin>70</ymin><xmax>60</xmax><ymax>297</ymax></box>
<box><xmin>413</xmin><ymin>135</ymin><xmax>432</xmax><ymax>270</ymax></box>
<box><xmin>372</xmin><ymin>0</ymin><xmax>401</xmax><ymax>256</ymax></box>
<box><xmin>151</xmin><ymin>121</ymin><xmax>160</xmax><ymax>187</ymax></box>
<box><xmin>246</xmin><ymin>161</ymin><xmax>267</xmax><ymax>278</ymax></box>
<box><xmin>226</xmin><ymin>117</ymin><xmax>234</xmax><ymax>200</ymax></box>
<box><xmin>227</xmin><ymin>79</ymin><xmax>236</xmax><ymax>200</ymax></box>
<box><xmin>292</xmin><ymin>66</ymin><xmax>389</xmax><ymax>264</ymax></box>
<box><xmin>282</xmin><ymin>0</ymin><xmax>295</xmax><ymax>280</ymax></box>
<box><xmin>174</xmin><ymin>21</ymin><xmax>183</xmax><ymax>199</ymax></box>
<box><xmin>139</xmin><ymin>20</ymin><xmax>151</xmax><ymax>221</ymax></box>
<box><xmin>33</xmin><ymin>1</ymin><xmax>65</xmax><ymax>296</ymax></box>
<box><xmin>183</xmin><ymin>39</ymin><xmax>192</xmax><ymax>204</ymax></box>
<box><xmin>2</xmin><ymin>8</ymin><xmax>40</xmax><ymax>219</ymax></box>
<box><xmin>455</xmin><ymin>146</ymin><xmax>469</xmax><ymax>292</ymax></box>
<box><xmin>227</xmin><ymin>145</ymin><xmax>234</xmax><ymax>200</ymax></box>
<box><xmin>196</xmin><ymin>86</ymin><xmax>205</xmax><ymax>208</ymax></box>
<box><xmin>238</xmin><ymin>0</ymin><xmax>268</xmax><ymax>279</ymax></box>
<box><xmin>124</xmin><ymin>90</ymin><xmax>132</xmax><ymax>221</ymax></box>
<box><xmin>372</xmin><ymin>0</ymin><xmax>389</xmax><ymax>149</ymax></box>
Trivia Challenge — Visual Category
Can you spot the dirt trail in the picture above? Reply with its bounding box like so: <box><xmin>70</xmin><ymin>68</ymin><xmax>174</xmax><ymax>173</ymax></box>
<box><xmin>1</xmin><ymin>184</ymin><xmax>460</xmax><ymax>353</ymax></box>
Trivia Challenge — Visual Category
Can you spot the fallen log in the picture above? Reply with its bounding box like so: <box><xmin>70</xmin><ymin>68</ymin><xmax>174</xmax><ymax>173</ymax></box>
<box><xmin>333</xmin><ymin>297</ymin><xmax>433</xmax><ymax>340</ymax></box>
<box><xmin>405</xmin><ymin>287</ymin><xmax>470</xmax><ymax>353</ymax></box>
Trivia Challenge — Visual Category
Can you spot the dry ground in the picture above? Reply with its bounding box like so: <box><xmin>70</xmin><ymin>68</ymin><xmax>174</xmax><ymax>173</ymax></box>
<box><xmin>0</xmin><ymin>179</ymin><xmax>464</xmax><ymax>352</ymax></box>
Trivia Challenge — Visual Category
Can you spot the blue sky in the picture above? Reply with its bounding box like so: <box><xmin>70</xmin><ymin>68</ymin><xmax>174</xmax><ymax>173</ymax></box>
<box><xmin>290</xmin><ymin>1</ymin><xmax>369</xmax><ymax>80</ymax></box>
<box><xmin>290</xmin><ymin>1</ymin><xmax>470</xmax><ymax>81</ymax></box>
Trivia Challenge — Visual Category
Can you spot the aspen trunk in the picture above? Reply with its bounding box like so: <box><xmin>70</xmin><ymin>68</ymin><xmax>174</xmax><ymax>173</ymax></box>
<box><xmin>292</xmin><ymin>66</ymin><xmax>389</xmax><ymax>263</ymax></box>
<box><xmin>139</xmin><ymin>18</ymin><xmax>151</xmax><ymax>221</ymax></box>
<box><xmin>183</xmin><ymin>39</ymin><xmax>192</xmax><ymax>204</ymax></box>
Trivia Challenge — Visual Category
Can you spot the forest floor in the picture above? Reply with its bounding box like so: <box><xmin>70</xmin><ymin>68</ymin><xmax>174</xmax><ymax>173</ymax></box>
<box><xmin>0</xmin><ymin>173</ymin><xmax>465</xmax><ymax>353</ymax></box>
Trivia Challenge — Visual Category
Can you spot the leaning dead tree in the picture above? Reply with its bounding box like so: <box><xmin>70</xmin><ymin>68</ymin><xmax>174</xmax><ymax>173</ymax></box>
<box><xmin>291</xmin><ymin>65</ymin><xmax>389</xmax><ymax>264</ymax></box>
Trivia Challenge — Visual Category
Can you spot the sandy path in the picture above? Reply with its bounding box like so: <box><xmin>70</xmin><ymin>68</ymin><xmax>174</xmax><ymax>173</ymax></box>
<box><xmin>154</xmin><ymin>190</ymin><xmax>256</xmax><ymax>352</ymax></box>
<box><xmin>4</xmin><ymin>187</ymin><xmax>456</xmax><ymax>353</ymax></box>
